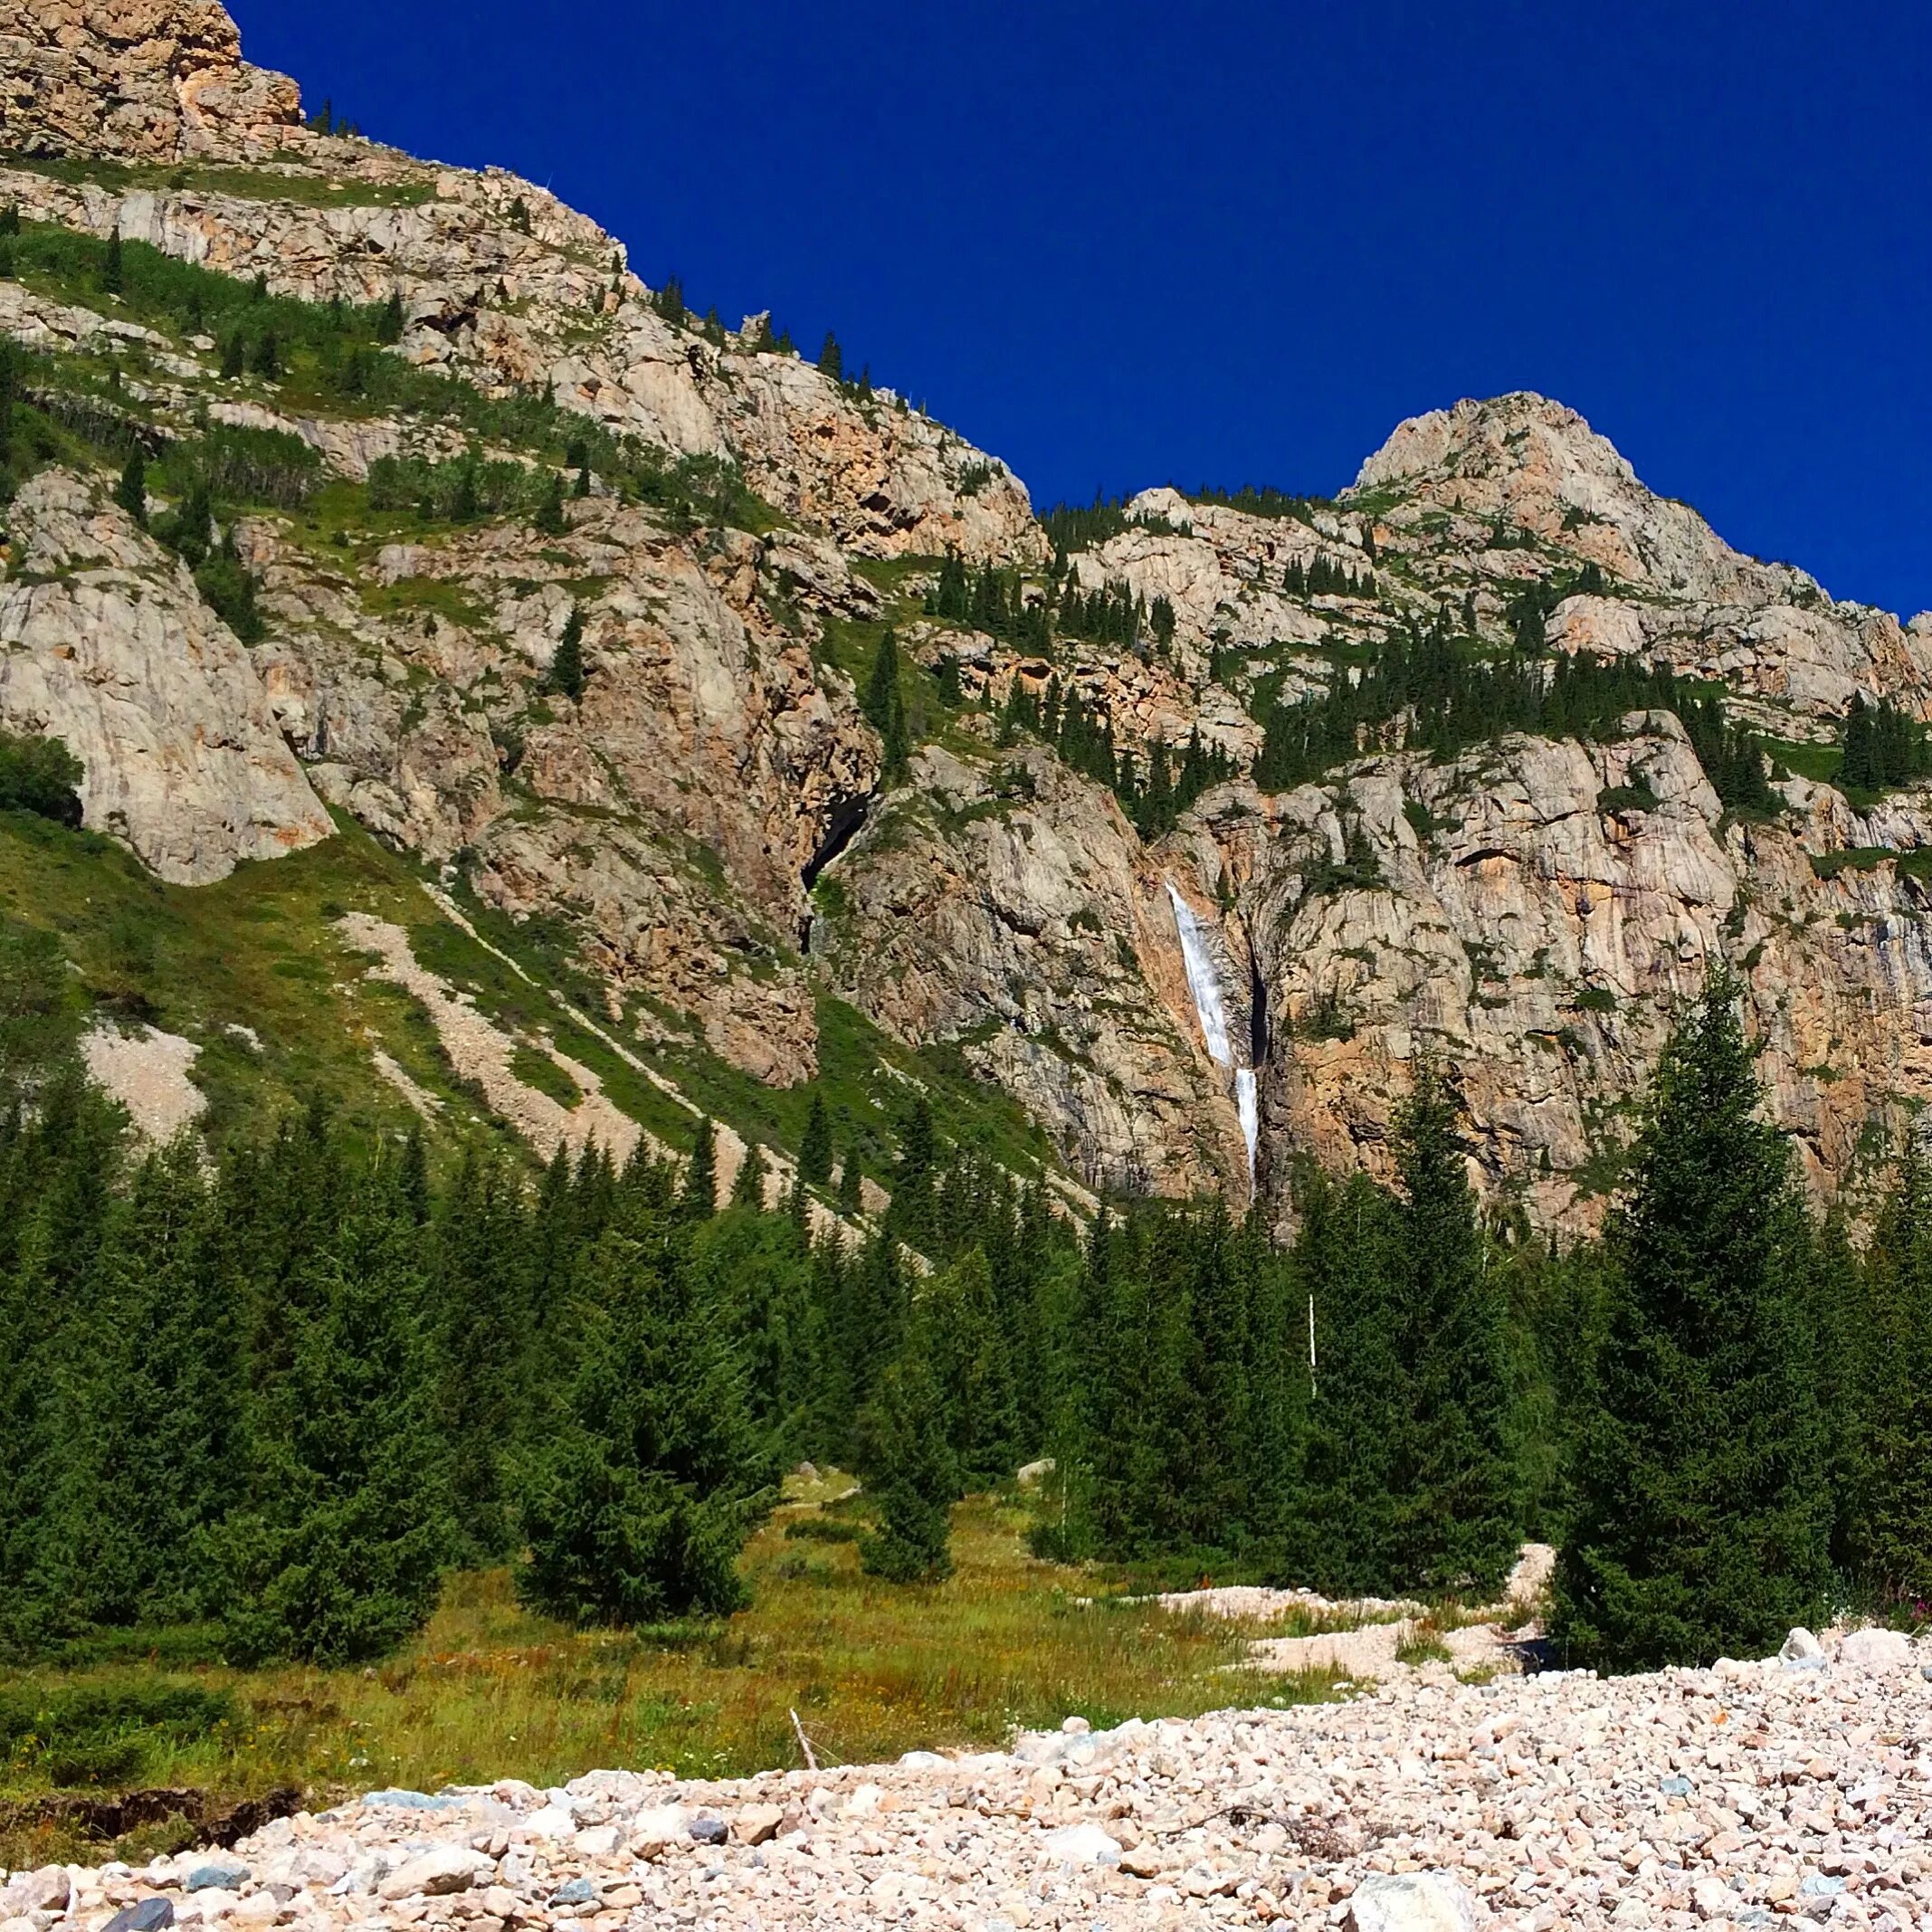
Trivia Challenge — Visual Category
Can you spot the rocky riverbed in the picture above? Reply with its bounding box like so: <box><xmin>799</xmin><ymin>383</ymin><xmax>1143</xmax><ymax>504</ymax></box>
<box><xmin>6</xmin><ymin>1624</ymin><xmax>1929</xmax><ymax>1932</ymax></box>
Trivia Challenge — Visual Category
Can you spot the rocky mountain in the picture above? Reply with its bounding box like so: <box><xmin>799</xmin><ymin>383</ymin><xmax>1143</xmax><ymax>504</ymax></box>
<box><xmin>4</xmin><ymin>0</ymin><xmax>1931</xmax><ymax>1227</ymax></box>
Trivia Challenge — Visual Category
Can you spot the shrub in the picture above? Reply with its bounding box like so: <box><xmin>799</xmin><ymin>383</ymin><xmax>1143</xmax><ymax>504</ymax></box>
<box><xmin>0</xmin><ymin>729</ymin><xmax>82</xmax><ymax>826</ymax></box>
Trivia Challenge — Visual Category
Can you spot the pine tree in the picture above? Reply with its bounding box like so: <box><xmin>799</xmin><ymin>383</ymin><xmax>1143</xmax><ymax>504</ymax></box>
<box><xmin>1553</xmin><ymin>972</ymin><xmax>1832</xmax><ymax>1669</ymax></box>
<box><xmin>1843</xmin><ymin>1143</ymin><xmax>1932</xmax><ymax>1599</ymax></box>
<box><xmin>681</xmin><ymin>1118</ymin><xmax>718</xmax><ymax>1220</ymax></box>
<box><xmin>924</xmin><ymin>1247</ymin><xmax>1020</xmax><ymax>1485</ymax></box>
<box><xmin>859</xmin><ymin>1354</ymin><xmax>957</xmax><ymax>1582</ymax></box>
<box><xmin>534</xmin><ymin>471</ymin><xmax>567</xmax><ymax>536</ymax></box>
<box><xmin>113</xmin><ymin>449</ymin><xmax>148</xmax><ymax>528</ymax></box>
<box><xmin>547</xmin><ymin>602</ymin><xmax>586</xmax><ymax>699</ymax></box>
<box><xmin>817</xmin><ymin>331</ymin><xmax>843</xmax><ymax>381</ymax></box>
<box><xmin>220</xmin><ymin>334</ymin><xmax>245</xmax><ymax>379</ymax></box>
<box><xmin>518</xmin><ymin>1222</ymin><xmax>777</xmax><ymax>1623</ymax></box>
<box><xmin>101</xmin><ymin>226</ymin><xmax>123</xmax><ymax>297</ymax></box>
<box><xmin>1387</xmin><ymin>1069</ymin><xmax>1518</xmax><ymax>1592</ymax></box>
<box><xmin>797</xmin><ymin>1092</ymin><xmax>833</xmax><ymax>1188</ymax></box>
<box><xmin>221</xmin><ymin>1179</ymin><xmax>454</xmax><ymax>1664</ymax></box>
<box><xmin>861</xmin><ymin>631</ymin><xmax>909</xmax><ymax>780</ymax></box>
<box><xmin>431</xmin><ymin>1148</ymin><xmax>534</xmax><ymax>1563</ymax></box>
<box><xmin>252</xmin><ymin>331</ymin><xmax>280</xmax><ymax>380</ymax></box>
<box><xmin>377</xmin><ymin>290</ymin><xmax>405</xmax><ymax>344</ymax></box>
<box><xmin>730</xmin><ymin>1142</ymin><xmax>766</xmax><ymax>1211</ymax></box>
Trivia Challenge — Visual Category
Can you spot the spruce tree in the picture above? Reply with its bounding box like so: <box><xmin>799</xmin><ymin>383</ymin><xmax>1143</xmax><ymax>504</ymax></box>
<box><xmin>681</xmin><ymin>1118</ymin><xmax>718</xmax><ymax>1220</ymax></box>
<box><xmin>431</xmin><ymin>1148</ymin><xmax>535</xmax><ymax>1563</ymax></box>
<box><xmin>547</xmin><ymin>603</ymin><xmax>586</xmax><ymax>699</ymax></box>
<box><xmin>101</xmin><ymin>226</ymin><xmax>123</xmax><ymax>297</ymax></box>
<box><xmin>221</xmin><ymin>1177</ymin><xmax>454</xmax><ymax>1665</ymax></box>
<box><xmin>817</xmin><ymin>331</ymin><xmax>843</xmax><ymax>381</ymax></box>
<box><xmin>836</xmin><ymin>1147</ymin><xmax>863</xmax><ymax>1215</ymax></box>
<box><xmin>113</xmin><ymin>450</ymin><xmax>148</xmax><ymax>528</ymax></box>
<box><xmin>1388</xmin><ymin>1069</ymin><xmax>1519</xmax><ymax>1592</ymax></box>
<box><xmin>1843</xmin><ymin>1143</ymin><xmax>1932</xmax><ymax>1599</ymax></box>
<box><xmin>859</xmin><ymin>1354</ymin><xmax>957</xmax><ymax>1582</ymax></box>
<box><xmin>519</xmin><ymin>1222</ymin><xmax>776</xmax><ymax>1623</ymax></box>
<box><xmin>534</xmin><ymin>472</ymin><xmax>567</xmax><ymax>536</ymax></box>
<box><xmin>1553</xmin><ymin>973</ymin><xmax>1831</xmax><ymax>1669</ymax></box>
<box><xmin>861</xmin><ymin>631</ymin><xmax>909</xmax><ymax>781</ymax></box>
<box><xmin>730</xmin><ymin>1142</ymin><xmax>766</xmax><ymax>1211</ymax></box>
<box><xmin>797</xmin><ymin>1092</ymin><xmax>833</xmax><ymax>1188</ymax></box>
<box><xmin>220</xmin><ymin>334</ymin><xmax>245</xmax><ymax>379</ymax></box>
<box><xmin>377</xmin><ymin>290</ymin><xmax>405</xmax><ymax>344</ymax></box>
<box><xmin>924</xmin><ymin>1247</ymin><xmax>1020</xmax><ymax>1485</ymax></box>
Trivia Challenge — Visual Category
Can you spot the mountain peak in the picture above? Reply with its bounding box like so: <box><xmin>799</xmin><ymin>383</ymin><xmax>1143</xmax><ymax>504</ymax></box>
<box><xmin>1353</xmin><ymin>392</ymin><xmax>1637</xmax><ymax>498</ymax></box>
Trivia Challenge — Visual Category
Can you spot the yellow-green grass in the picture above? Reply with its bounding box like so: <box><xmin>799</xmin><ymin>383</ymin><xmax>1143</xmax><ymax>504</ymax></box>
<box><xmin>0</xmin><ymin>1486</ymin><xmax>1337</xmax><ymax>1868</ymax></box>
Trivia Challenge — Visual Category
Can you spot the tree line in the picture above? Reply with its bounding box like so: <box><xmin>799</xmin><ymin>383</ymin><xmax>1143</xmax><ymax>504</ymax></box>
<box><xmin>5</xmin><ymin>881</ymin><xmax>1925</xmax><ymax>1675</ymax></box>
<box><xmin>1255</xmin><ymin>614</ymin><xmax>1778</xmax><ymax>813</ymax></box>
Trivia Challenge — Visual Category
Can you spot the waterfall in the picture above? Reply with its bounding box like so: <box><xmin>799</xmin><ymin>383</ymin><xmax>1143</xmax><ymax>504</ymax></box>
<box><xmin>1164</xmin><ymin>880</ymin><xmax>1261</xmax><ymax>1186</ymax></box>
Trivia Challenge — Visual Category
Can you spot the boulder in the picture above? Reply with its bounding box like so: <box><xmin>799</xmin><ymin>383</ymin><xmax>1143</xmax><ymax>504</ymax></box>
<box><xmin>102</xmin><ymin>1903</ymin><xmax>175</xmax><ymax>1932</ymax></box>
<box><xmin>184</xmin><ymin>1865</ymin><xmax>250</xmax><ymax>1895</ymax></box>
<box><xmin>0</xmin><ymin>1870</ymin><xmax>71</xmax><ymax>1918</ymax></box>
<box><xmin>730</xmin><ymin>1804</ymin><xmax>785</xmax><ymax>1846</ymax></box>
<box><xmin>375</xmin><ymin>1847</ymin><xmax>493</xmax><ymax>1900</ymax></box>
<box><xmin>1839</xmin><ymin>1625</ymin><xmax>1914</xmax><ymax>1673</ymax></box>
<box><xmin>1040</xmin><ymin>1823</ymin><xmax>1121</xmax><ymax>1868</ymax></box>
<box><xmin>626</xmin><ymin>1804</ymin><xmax>692</xmax><ymax>1859</ymax></box>
<box><xmin>1779</xmin><ymin>1627</ymin><xmax>1827</xmax><ymax>1669</ymax></box>
<box><xmin>1345</xmin><ymin>1871</ymin><xmax>1479</xmax><ymax>1932</ymax></box>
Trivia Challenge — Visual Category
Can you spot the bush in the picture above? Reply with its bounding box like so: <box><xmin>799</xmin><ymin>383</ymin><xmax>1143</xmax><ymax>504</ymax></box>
<box><xmin>0</xmin><ymin>1680</ymin><xmax>236</xmax><ymax>1785</ymax></box>
<box><xmin>0</xmin><ymin>728</ymin><xmax>82</xmax><ymax>826</ymax></box>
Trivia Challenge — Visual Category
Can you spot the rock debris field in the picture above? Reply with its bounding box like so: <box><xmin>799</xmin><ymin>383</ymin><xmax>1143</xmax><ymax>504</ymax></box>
<box><xmin>8</xmin><ymin>1626</ymin><xmax>1932</xmax><ymax>1932</ymax></box>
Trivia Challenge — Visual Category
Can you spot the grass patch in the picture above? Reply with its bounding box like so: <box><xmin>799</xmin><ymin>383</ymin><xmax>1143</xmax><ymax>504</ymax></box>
<box><xmin>0</xmin><ymin>153</ymin><xmax>436</xmax><ymax>209</ymax></box>
<box><xmin>509</xmin><ymin>1044</ymin><xmax>583</xmax><ymax>1109</ymax></box>
<box><xmin>1394</xmin><ymin>1621</ymin><xmax>1453</xmax><ymax>1668</ymax></box>
<box><xmin>0</xmin><ymin>1492</ymin><xmax>1336</xmax><ymax>1868</ymax></box>
<box><xmin>0</xmin><ymin>809</ymin><xmax>503</xmax><ymax>1157</ymax></box>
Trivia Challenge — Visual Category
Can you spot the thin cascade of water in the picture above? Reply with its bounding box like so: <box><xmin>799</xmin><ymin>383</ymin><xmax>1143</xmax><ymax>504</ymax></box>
<box><xmin>1164</xmin><ymin>879</ymin><xmax>1261</xmax><ymax>1185</ymax></box>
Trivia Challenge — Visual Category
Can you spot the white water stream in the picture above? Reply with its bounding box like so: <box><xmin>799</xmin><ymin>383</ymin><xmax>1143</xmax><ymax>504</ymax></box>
<box><xmin>1165</xmin><ymin>880</ymin><xmax>1261</xmax><ymax>1187</ymax></box>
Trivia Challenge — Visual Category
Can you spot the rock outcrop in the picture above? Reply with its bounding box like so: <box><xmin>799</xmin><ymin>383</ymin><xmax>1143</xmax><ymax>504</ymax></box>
<box><xmin>0</xmin><ymin>470</ymin><xmax>331</xmax><ymax>884</ymax></box>
<box><xmin>0</xmin><ymin>0</ymin><xmax>300</xmax><ymax>160</ymax></box>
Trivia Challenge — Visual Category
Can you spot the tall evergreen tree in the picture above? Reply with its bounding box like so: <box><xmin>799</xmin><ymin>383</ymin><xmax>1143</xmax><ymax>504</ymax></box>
<box><xmin>519</xmin><ymin>1222</ymin><xmax>776</xmax><ymax>1623</ymax></box>
<box><xmin>221</xmin><ymin>1177</ymin><xmax>454</xmax><ymax>1664</ymax></box>
<box><xmin>1388</xmin><ymin>1069</ymin><xmax>1519</xmax><ymax>1592</ymax></box>
<box><xmin>114</xmin><ymin>449</ymin><xmax>148</xmax><ymax>527</ymax></box>
<box><xmin>797</xmin><ymin>1092</ymin><xmax>833</xmax><ymax>1188</ymax></box>
<box><xmin>547</xmin><ymin>603</ymin><xmax>586</xmax><ymax>700</ymax></box>
<box><xmin>1843</xmin><ymin>1143</ymin><xmax>1932</xmax><ymax>1599</ymax></box>
<box><xmin>681</xmin><ymin>1118</ymin><xmax>719</xmax><ymax>1221</ymax></box>
<box><xmin>817</xmin><ymin>332</ymin><xmax>843</xmax><ymax>381</ymax></box>
<box><xmin>859</xmin><ymin>1354</ymin><xmax>957</xmax><ymax>1583</ymax></box>
<box><xmin>1554</xmin><ymin>972</ymin><xmax>1831</xmax><ymax>1668</ymax></box>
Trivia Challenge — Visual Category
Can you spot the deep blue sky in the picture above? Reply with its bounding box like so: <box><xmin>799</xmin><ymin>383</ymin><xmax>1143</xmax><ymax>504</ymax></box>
<box><xmin>236</xmin><ymin>2</ymin><xmax>1931</xmax><ymax>615</ymax></box>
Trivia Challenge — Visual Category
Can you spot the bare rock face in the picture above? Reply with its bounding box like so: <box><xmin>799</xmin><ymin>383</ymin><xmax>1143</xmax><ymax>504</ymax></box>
<box><xmin>0</xmin><ymin>471</ymin><xmax>332</xmax><ymax>884</ymax></box>
<box><xmin>0</xmin><ymin>0</ymin><xmax>300</xmax><ymax>160</ymax></box>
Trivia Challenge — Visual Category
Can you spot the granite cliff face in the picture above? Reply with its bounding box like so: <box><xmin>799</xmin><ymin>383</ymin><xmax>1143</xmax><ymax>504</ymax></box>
<box><xmin>5</xmin><ymin>4</ymin><xmax>1931</xmax><ymax>1222</ymax></box>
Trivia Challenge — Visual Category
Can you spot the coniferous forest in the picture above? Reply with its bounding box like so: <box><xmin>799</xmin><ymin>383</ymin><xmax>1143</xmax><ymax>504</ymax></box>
<box><xmin>4</xmin><ymin>890</ymin><xmax>1927</xmax><ymax>1675</ymax></box>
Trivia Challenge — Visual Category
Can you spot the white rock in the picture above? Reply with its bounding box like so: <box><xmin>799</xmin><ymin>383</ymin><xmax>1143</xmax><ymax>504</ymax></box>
<box><xmin>1692</xmin><ymin>1876</ymin><xmax>1737</xmax><ymax>1919</ymax></box>
<box><xmin>519</xmin><ymin>1805</ymin><xmax>576</xmax><ymax>1841</ymax></box>
<box><xmin>375</xmin><ymin>1847</ymin><xmax>492</xmax><ymax>1900</ymax></box>
<box><xmin>625</xmin><ymin>1805</ymin><xmax>690</xmax><ymax>1859</ymax></box>
<box><xmin>1839</xmin><ymin>1625</ymin><xmax>1914</xmax><ymax>1673</ymax></box>
<box><xmin>568</xmin><ymin>1825</ymin><xmax>618</xmax><ymax>1858</ymax></box>
<box><xmin>1780</xmin><ymin>1627</ymin><xmax>1827</xmax><ymax>1666</ymax></box>
<box><xmin>1039</xmin><ymin>1823</ymin><xmax>1120</xmax><ymax>1868</ymax></box>
<box><xmin>1345</xmin><ymin>1871</ymin><xmax>1479</xmax><ymax>1932</ymax></box>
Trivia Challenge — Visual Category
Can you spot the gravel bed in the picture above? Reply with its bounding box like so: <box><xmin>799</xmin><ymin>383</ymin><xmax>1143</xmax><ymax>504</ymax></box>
<box><xmin>5</xmin><ymin>1625</ymin><xmax>1927</xmax><ymax>1932</ymax></box>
